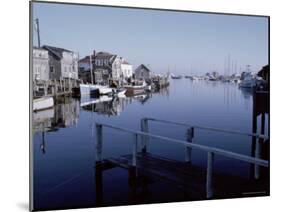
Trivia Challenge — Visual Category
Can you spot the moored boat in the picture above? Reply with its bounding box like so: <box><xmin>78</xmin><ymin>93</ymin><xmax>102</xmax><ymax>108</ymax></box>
<box><xmin>33</xmin><ymin>96</ymin><xmax>54</xmax><ymax>111</ymax></box>
<box><xmin>124</xmin><ymin>82</ymin><xmax>146</xmax><ymax>96</ymax></box>
<box><xmin>171</xmin><ymin>74</ymin><xmax>183</xmax><ymax>79</ymax></box>
<box><xmin>80</xmin><ymin>84</ymin><xmax>99</xmax><ymax>96</ymax></box>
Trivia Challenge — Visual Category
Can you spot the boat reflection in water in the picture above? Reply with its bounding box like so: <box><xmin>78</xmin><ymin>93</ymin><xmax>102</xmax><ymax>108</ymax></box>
<box><xmin>33</xmin><ymin>97</ymin><xmax>80</xmax><ymax>154</ymax></box>
<box><xmin>80</xmin><ymin>92</ymin><xmax>155</xmax><ymax>116</ymax></box>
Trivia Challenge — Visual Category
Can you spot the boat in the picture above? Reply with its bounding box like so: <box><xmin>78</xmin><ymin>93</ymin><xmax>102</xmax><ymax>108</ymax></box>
<box><xmin>33</xmin><ymin>97</ymin><xmax>54</xmax><ymax>111</ymax></box>
<box><xmin>80</xmin><ymin>83</ymin><xmax>99</xmax><ymax>96</ymax></box>
<box><xmin>98</xmin><ymin>85</ymin><xmax>113</xmax><ymax>95</ymax></box>
<box><xmin>171</xmin><ymin>74</ymin><xmax>183</xmax><ymax>79</ymax></box>
<box><xmin>123</xmin><ymin>81</ymin><xmax>146</xmax><ymax>96</ymax></box>
<box><xmin>191</xmin><ymin>76</ymin><xmax>199</xmax><ymax>81</ymax></box>
<box><xmin>239</xmin><ymin>72</ymin><xmax>257</xmax><ymax>88</ymax></box>
<box><xmin>111</xmin><ymin>88</ymin><xmax>127</xmax><ymax>97</ymax></box>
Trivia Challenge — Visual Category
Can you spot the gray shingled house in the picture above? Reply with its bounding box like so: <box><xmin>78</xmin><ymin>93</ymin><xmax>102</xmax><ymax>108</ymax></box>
<box><xmin>134</xmin><ymin>64</ymin><xmax>151</xmax><ymax>82</ymax></box>
<box><xmin>42</xmin><ymin>45</ymin><xmax>78</xmax><ymax>80</ymax></box>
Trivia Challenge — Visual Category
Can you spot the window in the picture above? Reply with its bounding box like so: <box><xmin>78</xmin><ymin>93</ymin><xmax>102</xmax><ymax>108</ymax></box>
<box><xmin>50</xmin><ymin>66</ymin><xmax>54</xmax><ymax>73</ymax></box>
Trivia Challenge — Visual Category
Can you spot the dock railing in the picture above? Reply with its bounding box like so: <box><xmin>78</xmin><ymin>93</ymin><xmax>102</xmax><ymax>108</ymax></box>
<box><xmin>140</xmin><ymin>117</ymin><xmax>269</xmax><ymax>180</ymax></box>
<box><xmin>95</xmin><ymin>121</ymin><xmax>269</xmax><ymax>198</ymax></box>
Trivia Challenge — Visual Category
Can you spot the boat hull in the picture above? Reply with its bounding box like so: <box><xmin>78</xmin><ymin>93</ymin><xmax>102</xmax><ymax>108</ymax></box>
<box><xmin>33</xmin><ymin>97</ymin><xmax>54</xmax><ymax>111</ymax></box>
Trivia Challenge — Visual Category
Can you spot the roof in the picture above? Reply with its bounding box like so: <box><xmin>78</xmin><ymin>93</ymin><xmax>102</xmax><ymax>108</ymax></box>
<box><xmin>122</xmin><ymin>60</ymin><xmax>131</xmax><ymax>65</ymax></box>
<box><xmin>95</xmin><ymin>51</ymin><xmax>116</xmax><ymax>60</ymax></box>
<box><xmin>33</xmin><ymin>46</ymin><xmax>48</xmax><ymax>51</ymax></box>
<box><xmin>42</xmin><ymin>45</ymin><xmax>73</xmax><ymax>59</ymax></box>
<box><xmin>78</xmin><ymin>55</ymin><xmax>95</xmax><ymax>63</ymax></box>
<box><xmin>135</xmin><ymin>64</ymin><xmax>150</xmax><ymax>72</ymax></box>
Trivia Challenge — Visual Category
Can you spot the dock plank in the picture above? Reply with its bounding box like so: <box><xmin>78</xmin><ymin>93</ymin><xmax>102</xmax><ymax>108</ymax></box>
<box><xmin>103</xmin><ymin>153</ymin><xmax>269</xmax><ymax>199</ymax></box>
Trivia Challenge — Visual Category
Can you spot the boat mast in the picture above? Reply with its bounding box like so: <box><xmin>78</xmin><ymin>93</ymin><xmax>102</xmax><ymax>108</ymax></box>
<box><xmin>35</xmin><ymin>18</ymin><xmax>41</xmax><ymax>47</ymax></box>
<box><xmin>90</xmin><ymin>53</ymin><xmax>94</xmax><ymax>84</ymax></box>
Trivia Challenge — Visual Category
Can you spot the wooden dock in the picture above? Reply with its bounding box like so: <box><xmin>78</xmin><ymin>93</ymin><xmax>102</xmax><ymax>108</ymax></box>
<box><xmin>96</xmin><ymin>152</ymin><xmax>268</xmax><ymax>200</ymax></box>
<box><xmin>94</xmin><ymin>118</ymin><xmax>269</xmax><ymax>203</ymax></box>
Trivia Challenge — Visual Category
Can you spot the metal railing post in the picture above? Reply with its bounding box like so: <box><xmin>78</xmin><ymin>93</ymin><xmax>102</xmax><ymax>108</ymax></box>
<box><xmin>206</xmin><ymin>152</ymin><xmax>214</xmax><ymax>198</ymax></box>
<box><xmin>96</xmin><ymin>123</ymin><xmax>103</xmax><ymax>163</ymax></box>
<box><xmin>185</xmin><ymin>127</ymin><xmax>194</xmax><ymax>163</ymax></box>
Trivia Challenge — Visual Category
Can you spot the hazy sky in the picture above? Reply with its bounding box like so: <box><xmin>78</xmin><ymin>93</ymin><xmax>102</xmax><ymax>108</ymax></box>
<box><xmin>33</xmin><ymin>2</ymin><xmax>268</xmax><ymax>75</ymax></box>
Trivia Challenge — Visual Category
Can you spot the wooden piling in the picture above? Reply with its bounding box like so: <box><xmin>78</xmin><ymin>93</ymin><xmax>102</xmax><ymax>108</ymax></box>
<box><xmin>206</xmin><ymin>152</ymin><xmax>214</xmax><ymax>198</ymax></box>
<box><xmin>140</xmin><ymin>118</ymin><xmax>149</xmax><ymax>153</ymax></box>
<box><xmin>96</xmin><ymin>124</ymin><xmax>103</xmax><ymax>163</ymax></box>
<box><xmin>185</xmin><ymin>127</ymin><xmax>194</xmax><ymax>163</ymax></box>
<box><xmin>132</xmin><ymin>134</ymin><xmax>138</xmax><ymax>167</ymax></box>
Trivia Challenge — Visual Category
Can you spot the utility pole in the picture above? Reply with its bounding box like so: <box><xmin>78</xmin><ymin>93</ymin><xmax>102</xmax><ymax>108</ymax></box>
<box><xmin>35</xmin><ymin>18</ymin><xmax>41</xmax><ymax>47</ymax></box>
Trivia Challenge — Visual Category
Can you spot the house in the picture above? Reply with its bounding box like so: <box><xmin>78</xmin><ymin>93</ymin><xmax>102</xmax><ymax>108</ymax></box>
<box><xmin>78</xmin><ymin>55</ymin><xmax>93</xmax><ymax>72</ymax></box>
<box><xmin>120</xmin><ymin>58</ymin><xmax>133</xmax><ymax>79</ymax></box>
<box><xmin>134</xmin><ymin>64</ymin><xmax>151</xmax><ymax>82</ymax></box>
<box><xmin>93</xmin><ymin>51</ymin><xmax>120</xmax><ymax>85</ymax></box>
<box><xmin>33</xmin><ymin>47</ymin><xmax>49</xmax><ymax>82</ymax></box>
<box><xmin>78</xmin><ymin>55</ymin><xmax>94</xmax><ymax>83</ymax></box>
<box><xmin>42</xmin><ymin>45</ymin><xmax>78</xmax><ymax>80</ymax></box>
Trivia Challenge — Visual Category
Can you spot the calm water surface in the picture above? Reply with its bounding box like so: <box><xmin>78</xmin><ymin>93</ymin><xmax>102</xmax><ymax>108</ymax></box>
<box><xmin>33</xmin><ymin>79</ymin><xmax>268</xmax><ymax>210</ymax></box>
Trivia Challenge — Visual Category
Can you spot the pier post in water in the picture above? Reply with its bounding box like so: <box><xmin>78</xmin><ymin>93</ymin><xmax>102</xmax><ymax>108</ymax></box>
<box><xmin>206</xmin><ymin>152</ymin><xmax>214</xmax><ymax>199</ymax></box>
<box><xmin>185</xmin><ymin>127</ymin><xmax>194</xmax><ymax>163</ymax></box>
<box><xmin>132</xmin><ymin>134</ymin><xmax>138</xmax><ymax>167</ymax></box>
<box><xmin>140</xmin><ymin>118</ymin><xmax>149</xmax><ymax>153</ymax></box>
<box><xmin>95</xmin><ymin>124</ymin><xmax>103</xmax><ymax>164</ymax></box>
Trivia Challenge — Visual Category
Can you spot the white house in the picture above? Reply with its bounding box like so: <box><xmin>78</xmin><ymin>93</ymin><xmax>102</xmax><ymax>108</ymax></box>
<box><xmin>120</xmin><ymin>58</ymin><xmax>133</xmax><ymax>79</ymax></box>
<box><xmin>33</xmin><ymin>47</ymin><xmax>49</xmax><ymax>81</ymax></box>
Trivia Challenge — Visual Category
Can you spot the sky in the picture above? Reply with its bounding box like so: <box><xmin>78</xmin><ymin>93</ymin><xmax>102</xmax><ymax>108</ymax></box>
<box><xmin>32</xmin><ymin>2</ymin><xmax>268</xmax><ymax>75</ymax></box>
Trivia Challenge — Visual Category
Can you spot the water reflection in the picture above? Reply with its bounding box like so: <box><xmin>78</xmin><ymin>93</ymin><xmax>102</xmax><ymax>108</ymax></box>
<box><xmin>32</xmin><ymin>80</ymin><xmax>269</xmax><ymax>210</ymax></box>
<box><xmin>33</xmin><ymin>97</ymin><xmax>80</xmax><ymax>133</ymax></box>
<box><xmin>81</xmin><ymin>92</ymin><xmax>157</xmax><ymax>116</ymax></box>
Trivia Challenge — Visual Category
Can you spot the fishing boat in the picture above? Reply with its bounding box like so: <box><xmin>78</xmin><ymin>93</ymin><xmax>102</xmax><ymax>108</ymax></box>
<box><xmin>239</xmin><ymin>72</ymin><xmax>257</xmax><ymax>88</ymax></box>
<box><xmin>33</xmin><ymin>96</ymin><xmax>54</xmax><ymax>111</ymax></box>
<box><xmin>124</xmin><ymin>81</ymin><xmax>146</xmax><ymax>96</ymax></box>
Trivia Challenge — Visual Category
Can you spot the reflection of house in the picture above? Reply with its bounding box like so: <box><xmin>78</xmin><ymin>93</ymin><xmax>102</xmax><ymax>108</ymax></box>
<box><xmin>33</xmin><ymin>47</ymin><xmax>49</xmax><ymax>81</ymax></box>
<box><xmin>134</xmin><ymin>64</ymin><xmax>151</xmax><ymax>81</ymax></box>
<box><xmin>43</xmin><ymin>45</ymin><xmax>78</xmax><ymax>80</ymax></box>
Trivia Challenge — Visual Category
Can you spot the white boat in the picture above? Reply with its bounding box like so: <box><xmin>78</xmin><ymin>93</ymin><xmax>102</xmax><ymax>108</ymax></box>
<box><xmin>112</xmin><ymin>88</ymin><xmax>127</xmax><ymax>97</ymax></box>
<box><xmin>98</xmin><ymin>86</ymin><xmax>113</xmax><ymax>95</ymax></box>
<box><xmin>33</xmin><ymin>97</ymin><xmax>54</xmax><ymax>111</ymax></box>
<box><xmin>79</xmin><ymin>84</ymin><xmax>99</xmax><ymax>96</ymax></box>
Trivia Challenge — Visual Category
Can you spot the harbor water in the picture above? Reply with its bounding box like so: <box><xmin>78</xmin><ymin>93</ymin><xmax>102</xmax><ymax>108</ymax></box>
<box><xmin>32</xmin><ymin>79</ymin><xmax>269</xmax><ymax>210</ymax></box>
